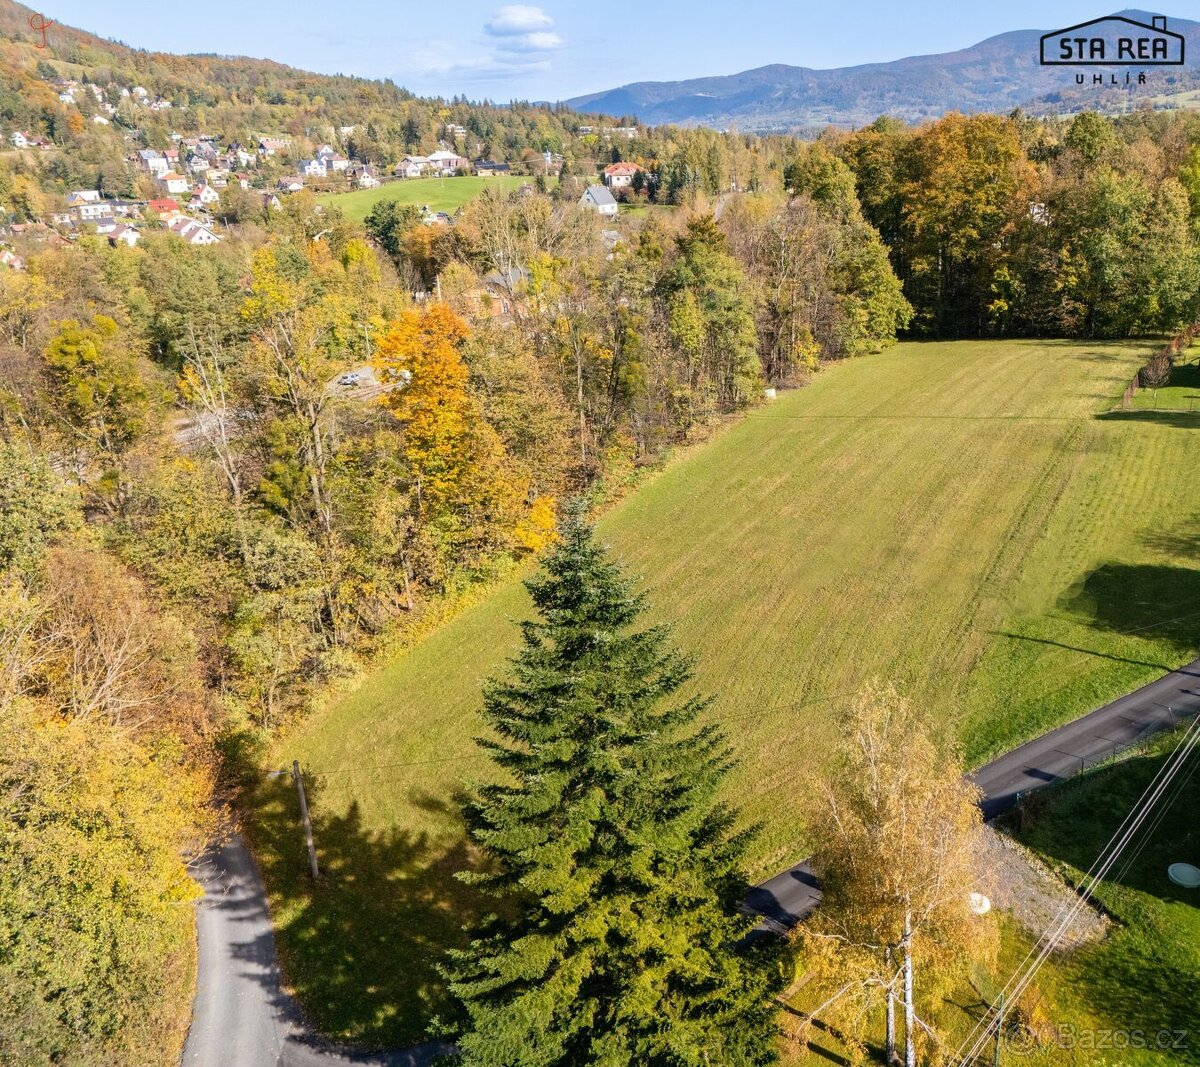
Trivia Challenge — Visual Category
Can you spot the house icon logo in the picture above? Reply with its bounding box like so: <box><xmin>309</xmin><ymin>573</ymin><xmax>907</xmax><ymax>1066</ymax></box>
<box><xmin>1040</xmin><ymin>12</ymin><xmax>1184</xmax><ymax>65</ymax></box>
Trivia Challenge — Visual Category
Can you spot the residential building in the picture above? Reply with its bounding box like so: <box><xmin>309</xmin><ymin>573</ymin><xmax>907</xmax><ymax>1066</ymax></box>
<box><xmin>163</xmin><ymin>214</ymin><xmax>220</xmax><ymax>245</ymax></box>
<box><xmin>299</xmin><ymin>158</ymin><xmax>328</xmax><ymax>178</ymax></box>
<box><xmin>602</xmin><ymin>162</ymin><xmax>642</xmax><ymax>189</ymax></box>
<box><xmin>427</xmin><ymin>149</ymin><xmax>468</xmax><ymax>174</ymax></box>
<box><xmin>191</xmin><ymin>184</ymin><xmax>221</xmax><ymax>207</ymax></box>
<box><xmin>157</xmin><ymin>172</ymin><xmax>191</xmax><ymax>195</ymax></box>
<box><xmin>394</xmin><ymin>156</ymin><xmax>430</xmax><ymax>178</ymax></box>
<box><xmin>475</xmin><ymin>160</ymin><xmax>511</xmax><ymax>176</ymax></box>
<box><xmin>579</xmin><ymin>184</ymin><xmax>618</xmax><ymax>216</ymax></box>
<box><xmin>109</xmin><ymin>224</ymin><xmax>141</xmax><ymax>248</ymax></box>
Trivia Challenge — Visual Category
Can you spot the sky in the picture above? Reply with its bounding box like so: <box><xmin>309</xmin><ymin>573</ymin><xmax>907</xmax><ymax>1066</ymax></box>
<box><xmin>34</xmin><ymin>1</ymin><xmax>1180</xmax><ymax>102</ymax></box>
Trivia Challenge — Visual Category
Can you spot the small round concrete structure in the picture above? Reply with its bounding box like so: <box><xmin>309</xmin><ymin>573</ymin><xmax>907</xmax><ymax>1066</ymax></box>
<box><xmin>1167</xmin><ymin>863</ymin><xmax>1200</xmax><ymax>888</ymax></box>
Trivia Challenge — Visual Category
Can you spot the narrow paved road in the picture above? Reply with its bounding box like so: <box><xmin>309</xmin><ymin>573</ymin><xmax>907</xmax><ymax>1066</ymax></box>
<box><xmin>182</xmin><ymin>837</ymin><xmax>453</xmax><ymax>1067</ymax></box>
<box><xmin>743</xmin><ymin>656</ymin><xmax>1200</xmax><ymax>935</ymax></box>
<box><xmin>184</xmin><ymin>658</ymin><xmax>1200</xmax><ymax>1063</ymax></box>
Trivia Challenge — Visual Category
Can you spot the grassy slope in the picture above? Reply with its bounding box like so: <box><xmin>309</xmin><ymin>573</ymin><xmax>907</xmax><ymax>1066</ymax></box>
<box><xmin>254</xmin><ymin>338</ymin><xmax>1200</xmax><ymax>1046</ymax></box>
<box><xmin>317</xmin><ymin>175</ymin><xmax>530</xmax><ymax>222</ymax></box>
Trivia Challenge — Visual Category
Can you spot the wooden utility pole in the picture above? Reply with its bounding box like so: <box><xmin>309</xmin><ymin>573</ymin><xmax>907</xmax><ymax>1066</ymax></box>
<box><xmin>293</xmin><ymin>759</ymin><xmax>319</xmax><ymax>880</ymax></box>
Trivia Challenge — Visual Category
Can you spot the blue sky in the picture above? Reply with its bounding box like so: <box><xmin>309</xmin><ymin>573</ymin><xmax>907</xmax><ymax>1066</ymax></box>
<box><xmin>36</xmin><ymin>2</ymin><xmax>1174</xmax><ymax>101</ymax></box>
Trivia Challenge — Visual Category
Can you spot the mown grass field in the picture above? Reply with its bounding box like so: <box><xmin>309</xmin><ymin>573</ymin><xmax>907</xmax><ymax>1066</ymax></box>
<box><xmin>318</xmin><ymin>175</ymin><xmax>530</xmax><ymax>222</ymax></box>
<box><xmin>252</xmin><ymin>337</ymin><xmax>1200</xmax><ymax>1046</ymax></box>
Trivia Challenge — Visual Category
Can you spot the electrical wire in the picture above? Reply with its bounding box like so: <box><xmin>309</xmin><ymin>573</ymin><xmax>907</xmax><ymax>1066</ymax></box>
<box><xmin>951</xmin><ymin>713</ymin><xmax>1200</xmax><ymax>1064</ymax></box>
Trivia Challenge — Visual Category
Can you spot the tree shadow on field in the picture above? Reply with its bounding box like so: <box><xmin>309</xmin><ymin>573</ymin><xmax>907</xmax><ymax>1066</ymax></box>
<box><xmin>1060</xmin><ymin>563</ymin><xmax>1200</xmax><ymax>653</ymax></box>
<box><xmin>249</xmin><ymin>774</ymin><xmax>488</xmax><ymax>1049</ymax></box>
<box><xmin>1096</xmin><ymin>410</ymin><xmax>1200</xmax><ymax>430</ymax></box>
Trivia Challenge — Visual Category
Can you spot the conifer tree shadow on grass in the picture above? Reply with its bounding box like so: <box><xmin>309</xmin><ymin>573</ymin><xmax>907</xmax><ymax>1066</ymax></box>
<box><xmin>1061</xmin><ymin>562</ymin><xmax>1200</xmax><ymax>655</ymax></box>
<box><xmin>249</xmin><ymin>774</ymin><xmax>486</xmax><ymax>1048</ymax></box>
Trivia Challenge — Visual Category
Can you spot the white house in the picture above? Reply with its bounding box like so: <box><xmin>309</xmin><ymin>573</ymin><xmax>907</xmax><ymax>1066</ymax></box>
<box><xmin>603</xmin><ymin>162</ymin><xmax>641</xmax><ymax>189</ymax></box>
<box><xmin>164</xmin><ymin>215</ymin><xmax>220</xmax><ymax>245</ymax></box>
<box><xmin>66</xmin><ymin>190</ymin><xmax>102</xmax><ymax>205</ymax></box>
<box><xmin>357</xmin><ymin>172</ymin><xmax>380</xmax><ymax>189</ymax></box>
<box><xmin>10</xmin><ymin>131</ymin><xmax>28</xmax><ymax>149</ymax></box>
<box><xmin>299</xmin><ymin>158</ymin><xmax>328</xmax><ymax>178</ymax></box>
<box><xmin>191</xmin><ymin>184</ymin><xmax>221</xmax><ymax>207</ymax></box>
<box><xmin>77</xmin><ymin>202</ymin><xmax>114</xmax><ymax>222</ymax></box>
<box><xmin>579</xmin><ymin>184</ymin><xmax>618</xmax><ymax>217</ymax></box>
<box><xmin>394</xmin><ymin>155</ymin><xmax>430</xmax><ymax>178</ymax></box>
<box><xmin>109</xmin><ymin>224</ymin><xmax>141</xmax><ymax>248</ymax></box>
<box><xmin>157</xmin><ymin>172</ymin><xmax>190</xmax><ymax>195</ymax></box>
<box><xmin>427</xmin><ymin>149</ymin><xmax>468</xmax><ymax>175</ymax></box>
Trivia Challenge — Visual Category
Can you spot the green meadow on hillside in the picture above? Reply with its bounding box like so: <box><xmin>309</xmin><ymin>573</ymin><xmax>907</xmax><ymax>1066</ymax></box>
<box><xmin>252</xmin><ymin>338</ymin><xmax>1200</xmax><ymax>1047</ymax></box>
<box><xmin>317</xmin><ymin>174</ymin><xmax>531</xmax><ymax>221</ymax></box>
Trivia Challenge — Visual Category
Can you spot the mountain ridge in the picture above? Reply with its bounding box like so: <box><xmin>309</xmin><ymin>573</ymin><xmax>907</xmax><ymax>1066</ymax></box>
<box><xmin>565</xmin><ymin>10</ymin><xmax>1200</xmax><ymax>131</ymax></box>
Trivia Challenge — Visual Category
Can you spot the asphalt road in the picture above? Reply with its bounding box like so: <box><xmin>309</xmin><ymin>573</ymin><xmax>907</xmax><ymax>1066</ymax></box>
<box><xmin>743</xmin><ymin>655</ymin><xmax>1200</xmax><ymax>935</ymax></box>
<box><xmin>182</xmin><ymin>837</ymin><xmax>453</xmax><ymax>1067</ymax></box>
<box><xmin>183</xmin><ymin>658</ymin><xmax>1200</xmax><ymax>1064</ymax></box>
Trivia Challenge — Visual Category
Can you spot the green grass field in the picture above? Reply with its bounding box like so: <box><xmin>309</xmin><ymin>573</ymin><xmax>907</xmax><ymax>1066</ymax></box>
<box><xmin>318</xmin><ymin>175</ymin><xmax>531</xmax><ymax>222</ymax></box>
<box><xmin>252</xmin><ymin>338</ymin><xmax>1200</xmax><ymax>1046</ymax></box>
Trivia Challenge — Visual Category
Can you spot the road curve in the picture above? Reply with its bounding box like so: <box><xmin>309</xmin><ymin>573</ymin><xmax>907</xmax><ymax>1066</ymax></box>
<box><xmin>184</xmin><ymin>658</ymin><xmax>1200</xmax><ymax>1063</ymax></box>
<box><xmin>182</xmin><ymin>836</ymin><xmax>453</xmax><ymax>1067</ymax></box>
<box><xmin>743</xmin><ymin>655</ymin><xmax>1200</xmax><ymax>934</ymax></box>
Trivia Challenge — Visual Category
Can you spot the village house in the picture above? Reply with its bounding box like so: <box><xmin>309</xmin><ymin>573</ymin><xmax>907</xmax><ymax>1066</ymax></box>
<box><xmin>475</xmin><ymin>160</ymin><xmax>511</xmax><ymax>176</ymax></box>
<box><xmin>579</xmin><ymin>184</ymin><xmax>618</xmax><ymax>217</ymax></box>
<box><xmin>76</xmin><ymin>201</ymin><xmax>114</xmax><ymax>222</ymax></box>
<box><xmin>258</xmin><ymin>137</ymin><xmax>291</xmax><ymax>156</ymax></box>
<box><xmin>157</xmin><ymin>172</ymin><xmax>191</xmax><ymax>195</ymax></box>
<box><xmin>427</xmin><ymin>149</ymin><xmax>469</xmax><ymax>175</ymax></box>
<box><xmin>602</xmin><ymin>162</ymin><xmax>642</xmax><ymax>189</ymax></box>
<box><xmin>108</xmin><ymin>224</ymin><xmax>141</xmax><ymax>248</ymax></box>
<box><xmin>277</xmin><ymin>177</ymin><xmax>305</xmax><ymax>193</ymax></box>
<box><xmin>10</xmin><ymin>131</ymin><xmax>28</xmax><ymax>149</ymax></box>
<box><xmin>163</xmin><ymin>214</ymin><xmax>220</xmax><ymax>245</ymax></box>
<box><xmin>191</xmin><ymin>184</ymin><xmax>221</xmax><ymax>207</ymax></box>
<box><xmin>299</xmin><ymin>157</ymin><xmax>328</xmax><ymax>178</ymax></box>
<box><xmin>395</xmin><ymin>155</ymin><xmax>430</xmax><ymax>178</ymax></box>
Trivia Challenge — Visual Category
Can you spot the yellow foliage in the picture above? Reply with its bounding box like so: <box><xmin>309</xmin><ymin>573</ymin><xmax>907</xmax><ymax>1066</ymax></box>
<box><xmin>513</xmin><ymin>494</ymin><xmax>558</xmax><ymax>554</ymax></box>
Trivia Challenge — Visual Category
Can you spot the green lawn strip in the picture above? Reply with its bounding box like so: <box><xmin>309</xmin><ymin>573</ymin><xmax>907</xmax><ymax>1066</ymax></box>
<box><xmin>317</xmin><ymin>175</ymin><xmax>531</xmax><ymax>222</ymax></box>
<box><xmin>1127</xmin><ymin>359</ymin><xmax>1200</xmax><ymax>412</ymax></box>
<box><xmin>253</xmin><ymin>337</ymin><xmax>1200</xmax><ymax>1047</ymax></box>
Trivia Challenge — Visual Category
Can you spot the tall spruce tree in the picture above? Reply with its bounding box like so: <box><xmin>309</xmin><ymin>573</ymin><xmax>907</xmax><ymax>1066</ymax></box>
<box><xmin>439</xmin><ymin>509</ymin><xmax>781</xmax><ymax>1066</ymax></box>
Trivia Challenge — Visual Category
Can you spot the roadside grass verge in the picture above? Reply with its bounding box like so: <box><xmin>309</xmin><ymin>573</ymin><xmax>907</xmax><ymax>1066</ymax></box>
<box><xmin>254</xmin><ymin>337</ymin><xmax>1200</xmax><ymax>1046</ymax></box>
<box><xmin>781</xmin><ymin>728</ymin><xmax>1200</xmax><ymax>1065</ymax></box>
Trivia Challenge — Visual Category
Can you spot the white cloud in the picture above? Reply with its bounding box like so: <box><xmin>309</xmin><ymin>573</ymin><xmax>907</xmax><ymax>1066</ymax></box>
<box><xmin>485</xmin><ymin>5</ymin><xmax>554</xmax><ymax>36</ymax></box>
<box><xmin>401</xmin><ymin>6</ymin><xmax>564</xmax><ymax>92</ymax></box>
<box><xmin>495</xmin><ymin>30</ymin><xmax>564</xmax><ymax>53</ymax></box>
